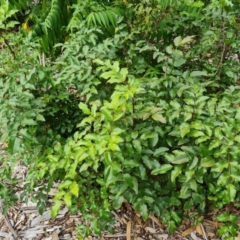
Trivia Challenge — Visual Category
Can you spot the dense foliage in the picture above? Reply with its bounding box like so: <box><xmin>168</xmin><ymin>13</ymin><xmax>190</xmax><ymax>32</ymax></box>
<box><xmin>0</xmin><ymin>0</ymin><xmax>240</xmax><ymax>239</ymax></box>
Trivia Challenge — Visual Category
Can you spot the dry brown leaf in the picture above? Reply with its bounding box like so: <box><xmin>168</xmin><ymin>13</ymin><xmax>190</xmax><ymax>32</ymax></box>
<box><xmin>145</xmin><ymin>226</ymin><xmax>156</xmax><ymax>233</ymax></box>
<box><xmin>127</xmin><ymin>221</ymin><xmax>132</xmax><ymax>240</ymax></box>
<box><xmin>148</xmin><ymin>215</ymin><xmax>164</xmax><ymax>229</ymax></box>
<box><xmin>196</xmin><ymin>224</ymin><xmax>203</xmax><ymax>235</ymax></box>
<box><xmin>182</xmin><ymin>226</ymin><xmax>196</xmax><ymax>237</ymax></box>
<box><xmin>204</xmin><ymin>219</ymin><xmax>223</xmax><ymax>228</ymax></box>
<box><xmin>121</xmin><ymin>217</ymin><xmax>128</xmax><ymax>225</ymax></box>
<box><xmin>207</xmin><ymin>232</ymin><xmax>215</xmax><ymax>238</ymax></box>
<box><xmin>133</xmin><ymin>213</ymin><xmax>142</xmax><ymax>225</ymax></box>
<box><xmin>52</xmin><ymin>231</ymin><xmax>59</xmax><ymax>240</ymax></box>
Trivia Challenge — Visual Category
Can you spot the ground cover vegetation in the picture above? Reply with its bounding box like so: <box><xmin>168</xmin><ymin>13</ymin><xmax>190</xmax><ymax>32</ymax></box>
<box><xmin>0</xmin><ymin>0</ymin><xmax>240</xmax><ymax>238</ymax></box>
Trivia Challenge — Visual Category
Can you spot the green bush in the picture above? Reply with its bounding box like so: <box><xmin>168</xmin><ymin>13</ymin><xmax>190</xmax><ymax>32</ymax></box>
<box><xmin>0</xmin><ymin>0</ymin><xmax>240</xmax><ymax>239</ymax></box>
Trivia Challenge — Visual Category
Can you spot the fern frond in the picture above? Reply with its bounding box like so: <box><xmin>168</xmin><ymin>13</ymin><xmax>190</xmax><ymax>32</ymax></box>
<box><xmin>86</xmin><ymin>8</ymin><xmax>121</xmax><ymax>28</ymax></box>
<box><xmin>30</xmin><ymin>0</ymin><xmax>72</xmax><ymax>53</ymax></box>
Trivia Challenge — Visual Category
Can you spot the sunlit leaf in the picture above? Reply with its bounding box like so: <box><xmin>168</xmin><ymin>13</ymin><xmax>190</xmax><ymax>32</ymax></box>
<box><xmin>70</xmin><ymin>181</ymin><xmax>79</xmax><ymax>197</ymax></box>
<box><xmin>64</xmin><ymin>192</ymin><xmax>72</xmax><ymax>208</ymax></box>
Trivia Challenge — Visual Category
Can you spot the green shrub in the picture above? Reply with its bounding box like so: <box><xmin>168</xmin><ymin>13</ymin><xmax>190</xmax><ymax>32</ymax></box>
<box><xmin>0</xmin><ymin>0</ymin><xmax>240</xmax><ymax>239</ymax></box>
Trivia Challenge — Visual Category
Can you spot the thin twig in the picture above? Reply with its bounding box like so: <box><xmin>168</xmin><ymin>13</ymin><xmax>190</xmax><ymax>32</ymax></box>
<box><xmin>104</xmin><ymin>233</ymin><xmax>134</xmax><ymax>238</ymax></box>
<box><xmin>200</xmin><ymin>223</ymin><xmax>208</xmax><ymax>240</ymax></box>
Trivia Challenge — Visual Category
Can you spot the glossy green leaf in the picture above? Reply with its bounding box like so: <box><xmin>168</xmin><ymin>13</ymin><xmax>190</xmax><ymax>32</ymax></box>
<box><xmin>179</xmin><ymin>123</ymin><xmax>190</xmax><ymax>138</ymax></box>
<box><xmin>185</xmin><ymin>169</ymin><xmax>195</xmax><ymax>182</ymax></box>
<box><xmin>190</xmin><ymin>71</ymin><xmax>208</xmax><ymax>77</ymax></box>
<box><xmin>101</xmin><ymin>108</ymin><xmax>113</xmax><ymax>121</ymax></box>
<box><xmin>140</xmin><ymin>132</ymin><xmax>157</xmax><ymax>140</ymax></box>
<box><xmin>131</xmin><ymin>131</ymin><xmax>138</xmax><ymax>139</ymax></box>
<box><xmin>211</xmin><ymin>161</ymin><xmax>228</xmax><ymax>173</ymax></box>
<box><xmin>201</xmin><ymin>157</ymin><xmax>214</xmax><ymax>167</ymax></box>
<box><xmin>217</xmin><ymin>172</ymin><xmax>229</xmax><ymax>186</ymax></box>
<box><xmin>171</xmin><ymin>211</ymin><xmax>181</xmax><ymax>224</ymax></box>
<box><xmin>150</xmin><ymin>133</ymin><xmax>159</xmax><ymax>147</ymax></box>
<box><xmin>79</xmin><ymin>162</ymin><xmax>93</xmax><ymax>172</ymax></box>
<box><xmin>105</xmin><ymin>166</ymin><xmax>117</xmax><ymax>187</ymax></box>
<box><xmin>169</xmin><ymin>153</ymin><xmax>189</xmax><ymax>164</ymax></box>
<box><xmin>168</xmin><ymin>220</ymin><xmax>176</xmax><ymax>234</ymax></box>
<box><xmin>179</xmin><ymin>183</ymin><xmax>190</xmax><ymax>199</ymax></box>
<box><xmin>154</xmin><ymin>147</ymin><xmax>169</xmax><ymax>157</ymax></box>
<box><xmin>58</xmin><ymin>180</ymin><xmax>72</xmax><ymax>190</ymax></box>
<box><xmin>216</xmin><ymin>212</ymin><xmax>230</xmax><ymax>222</ymax></box>
<box><xmin>231</xmin><ymin>173</ymin><xmax>240</xmax><ymax>182</ymax></box>
<box><xmin>133</xmin><ymin>139</ymin><xmax>142</xmax><ymax>154</ymax></box>
<box><xmin>189</xmin><ymin>157</ymin><xmax>198</xmax><ymax>170</ymax></box>
<box><xmin>123</xmin><ymin>174</ymin><xmax>138</xmax><ymax>194</ymax></box>
<box><xmin>113</xmin><ymin>195</ymin><xmax>125</xmax><ymax>209</ymax></box>
<box><xmin>195</xmin><ymin>135</ymin><xmax>210</xmax><ymax>144</ymax></box>
<box><xmin>171</xmin><ymin>166</ymin><xmax>182</xmax><ymax>182</ymax></box>
<box><xmin>226</xmin><ymin>183</ymin><xmax>236</xmax><ymax>202</ymax></box>
<box><xmin>151</xmin><ymin>164</ymin><xmax>173</xmax><ymax>175</ymax></box>
<box><xmin>140</xmin><ymin>203</ymin><xmax>148</xmax><ymax>221</ymax></box>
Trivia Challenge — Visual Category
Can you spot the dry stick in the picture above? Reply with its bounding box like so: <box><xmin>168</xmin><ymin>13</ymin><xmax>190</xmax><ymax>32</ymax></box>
<box><xmin>127</xmin><ymin>221</ymin><xmax>132</xmax><ymax>240</ymax></box>
<box><xmin>104</xmin><ymin>233</ymin><xmax>134</xmax><ymax>238</ymax></box>
<box><xmin>0</xmin><ymin>201</ymin><xmax>18</xmax><ymax>239</ymax></box>
<box><xmin>200</xmin><ymin>223</ymin><xmax>208</xmax><ymax>240</ymax></box>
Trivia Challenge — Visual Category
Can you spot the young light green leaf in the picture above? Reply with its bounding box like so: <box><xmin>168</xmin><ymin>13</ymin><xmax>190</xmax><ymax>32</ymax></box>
<box><xmin>70</xmin><ymin>181</ymin><xmax>79</xmax><ymax>197</ymax></box>
<box><xmin>58</xmin><ymin>180</ymin><xmax>72</xmax><ymax>190</ymax></box>
<box><xmin>64</xmin><ymin>192</ymin><xmax>72</xmax><ymax>208</ymax></box>
<box><xmin>209</xmin><ymin>139</ymin><xmax>221</xmax><ymax>150</ymax></box>
<box><xmin>79</xmin><ymin>102</ymin><xmax>91</xmax><ymax>114</ymax></box>
<box><xmin>216</xmin><ymin>212</ymin><xmax>230</xmax><ymax>222</ymax></box>
<box><xmin>51</xmin><ymin>200</ymin><xmax>62</xmax><ymax>218</ymax></box>
<box><xmin>101</xmin><ymin>108</ymin><xmax>113</xmax><ymax>121</ymax></box>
